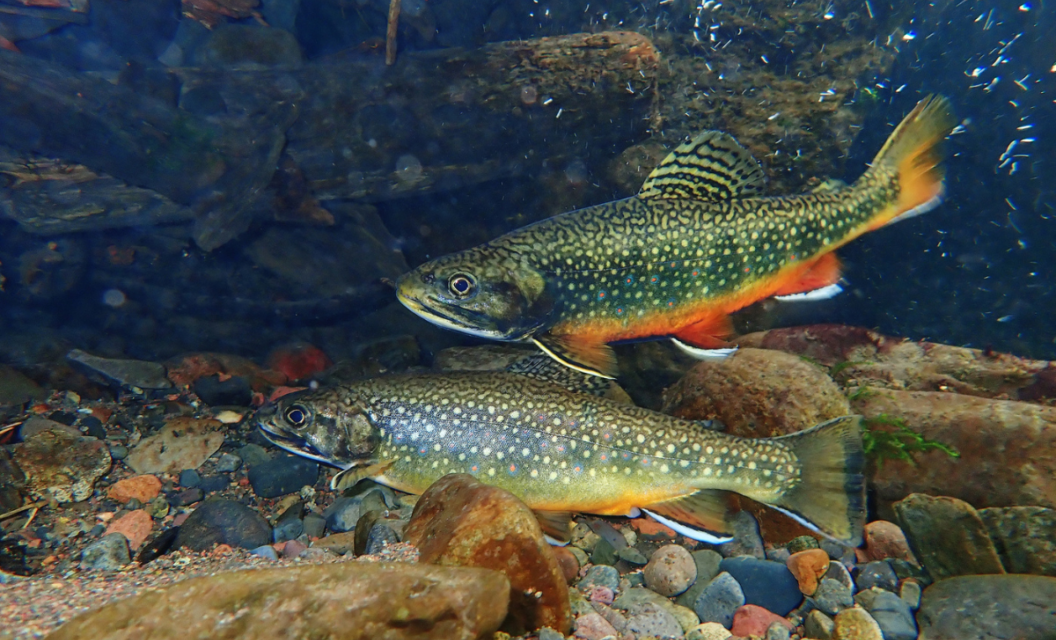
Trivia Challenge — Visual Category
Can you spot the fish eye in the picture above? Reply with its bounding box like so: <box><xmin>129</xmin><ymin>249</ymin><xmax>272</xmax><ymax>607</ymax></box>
<box><xmin>447</xmin><ymin>274</ymin><xmax>475</xmax><ymax>297</ymax></box>
<box><xmin>284</xmin><ymin>405</ymin><xmax>309</xmax><ymax>426</ymax></box>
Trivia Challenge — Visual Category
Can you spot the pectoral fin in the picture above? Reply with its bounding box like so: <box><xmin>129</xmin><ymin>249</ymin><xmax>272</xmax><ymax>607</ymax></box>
<box><xmin>533</xmin><ymin>510</ymin><xmax>575</xmax><ymax>544</ymax></box>
<box><xmin>533</xmin><ymin>334</ymin><xmax>618</xmax><ymax>379</ymax></box>
<box><xmin>772</xmin><ymin>253</ymin><xmax>843</xmax><ymax>300</ymax></box>
<box><xmin>330</xmin><ymin>459</ymin><xmax>395</xmax><ymax>492</ymax></box>
<box><xmin>642</xmin><ymin>489</ymin><xmax>737</xmax><ymax>543</ymax></box>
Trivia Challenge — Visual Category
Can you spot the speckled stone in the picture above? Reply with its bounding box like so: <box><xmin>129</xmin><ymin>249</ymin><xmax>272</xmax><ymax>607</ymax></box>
<box><xmin>813</xmin><ymin>578</ymin><xmax>854</xmax><ymax>616</ymax></box>
<box><xmin>832</xmin><ymin>607</ymin><xmax>883</xmax><ymax>640</ymax></box>
<box><xmin>894</xmin><ymin>493</ymin><xmax>1005</xmax><ymax>580</ymax></box>
<box><xmin>856</xmin><ymin>560</ymin><xmax>898</xmax><ymax>592</ymax></box>
<box><xmin>805</xmin><ymin>609</ymin><xmax>835</xmax><ymax>640</ymax></box>
<box><xmin>916</xmin><ymin>575</ymin><xmax>1056</xmax><ymax>640</ymax></box>
<box><xmin>694</xmin><ymin>571</ymin><xmax>744</xmax><ymax>629</ymax></box>
<box><xmin>612</xmin><ymin>586</ymin><xmax>699</xmax><ymax>634</ymax></box>
<box><xmin>686</xmin><ymin>621</ymin><xmax>733</xmax><ymax>640</ymax></box>
<box><xmin>625</xmin><ymin>601</ymin><xmax>683</xmax><ymax>638</ymax></box>
<box><xmin>573</xmin><ymin>612</ymin><xmax>619</xmax><ymax>640</ymax></box>
<box><xmin>644</xmin><ymin>544</ymin><xmax>697</xmax><ymax>596</ymax></box>
<box><xmin>80</xmin><ymin>533</ymin><xmax>131</xmax><ymax>571</ymax></box>
<box><xmin>787</xmin><ymin>535</ymin><xmax>821</xmax><ymax>555</ymax></box>
<box><xmin>13</xmin><ymin>429</ymin><xmax>111</xmax><ymax>503</ymax></box>
<box><xmin>580</xmin><ymin>565</ymin><xmax>620</xmax><ymax>592</ymax></box>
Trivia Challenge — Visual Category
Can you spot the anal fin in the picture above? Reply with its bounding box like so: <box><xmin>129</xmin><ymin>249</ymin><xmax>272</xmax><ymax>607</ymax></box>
<box><xmin>772</xmin><ymin>252</ymin><xmax>843</xmax><ymax>299</ymax></box>
<box><xmin>533</xmin><ymin>334</ymin><xmax>617</xmax><ymax>379</ymax></box>
<box><xmin>642</xmin><ymin>489</ymin><xmax>737</xmax><ymax>544</ymax></box>
<box><xmin>533</xmin><ymin>510</ymin><xmax>575</xmax><ymax>544</ymax></box>
<box><xmin>331</xmin><ymin>459</ymin><xmax>395</xmax><ymax>492</ymax></box>
<box><xmin>671</xmin><ymin>314</ymin><xmax>735</xmax><ymax>352</ymax></box>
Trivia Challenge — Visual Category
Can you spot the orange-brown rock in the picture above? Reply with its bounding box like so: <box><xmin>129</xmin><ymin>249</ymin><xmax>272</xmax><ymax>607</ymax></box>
<box><xmin>404</xmin><ymin>474</ymin><xmax>571</xmax><ymax>635</ymax></box>
<box><xmin>104</xmin><ymin>509</ymin><xmax>153</xmax><ymax>550</ymax></box>
<box><xmin>853</xmin><ymin>388</ymin><xmax>1056</xmax><ymax>511</ymax></box>
<box><xmin>107</xmin><ymin>475</ymin><xmax>162</xmax><ymax>504</ymax></box>
<box><xmin>862</xmin><ymin>520</ymin><xmax>917</xmax><ymax>564</ymax></box>
<box><xmin>125</xmin><ymin>417</ymin><xmax>224</xmax><ymax>475</ymax></box>
<box><xmin>551</xmin><ymin>546</ymin><xmax>581</xmax><ymax>585</ymax></box>
<box><xmin>786</xmin><ymin>549</ymin><xmax>830</xmax><ymax>595</ymax></box>
<box><xmin>46</xmin><ymin>561</ymin><xmax>509</xmax><ymax>640</ymax></box>
<box><xmin>662</xmin><ymin>347</ymin><xmax>850</xmax><ymax>438</ymax></box>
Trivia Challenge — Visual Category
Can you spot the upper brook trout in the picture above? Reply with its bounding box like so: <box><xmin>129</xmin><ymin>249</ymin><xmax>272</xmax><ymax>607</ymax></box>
<box><xmin>396</xmin><ymin>96</ymin><xmax>956</xmax><ymax>377</ymax></box>
<box><xmin>258</xmin><ymin>372</ymin><xmax>865</xmax><ymax>544</ymax></box>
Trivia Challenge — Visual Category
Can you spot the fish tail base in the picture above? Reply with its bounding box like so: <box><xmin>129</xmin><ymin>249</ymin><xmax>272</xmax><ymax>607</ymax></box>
<box><xmin>771</xmin><ymin>415</ymin><xmax>866</xmax><ymax>545</ymax></box>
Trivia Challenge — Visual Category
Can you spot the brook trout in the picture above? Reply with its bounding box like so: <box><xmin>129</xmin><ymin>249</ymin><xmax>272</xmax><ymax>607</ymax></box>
<box><xmin>258</xmin><ymin>372</ymin><xmax>865</xmax><ymax>544</ymax></box>
<box><xmin>396</xmin><ymin>96</ymin><xmax>956</xmax><ymax>377</ymax></box>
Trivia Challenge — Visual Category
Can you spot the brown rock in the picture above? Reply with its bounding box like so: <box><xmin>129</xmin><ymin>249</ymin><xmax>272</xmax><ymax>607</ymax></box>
<box><xmin>404</xmin><ymin>474</ymin><xmax>571</xmax><ymax>635</ymax></box>
<box><xmin>643</xmin><ymin>544</ymin><xmax>697</xmax><ymax>597</ymax></box>
<box><xmin>311</xmin><ymin>531</ymin><xmax>358</xmax><ymax>555</ymax></box>
<box><xmin>45</xmin><ymin>561</ymin><xmax>509</xmax><ymax>640</ymax></box>
<box><xmin>786</xmin><ymin>548</ymin><xmax>830</xmax><ymax>595</ymax></box>
<box><xmin>662</xmin><ymin>348</ymin><xmax>850</xmax><ymax>438</ymax></box>
<box><xmin>862</xmin><ymin>520</ymin><xmax>916</xmax><ymax>564</ymax></box>
<box><xmin>853</xmin><ymin>388</ymin><xmax>1056</xmax><ymax>510</ymax></box>
<box><xmin>104</xmin><ymin>509</ymin><xmax>153</xmax><ymax>550</ymax></box>
<box><xmin>107</xmin><ymin>475</ymin><xmax>162</xmax><ymax>504</ymax></box>
<box><xmin>893</xmin><ymin>493</ymin><xmax>1005</xmax><ymax>580</ymax></box>
<box><xmin>12</xmin><ymin>429</ymin><xmax>111</xmax><ymax>503</ymax></box>
<box><xmin>125</xmin><ymin>416</ymin><xmax>225</xmax><ymax>475</ymax></box>
<box><xmin>738</xmin><ymin>324</ymin><xmax>1048</xmax><ymax>400</ymax></box>
<box><xmin>551</xmin><ymin>546</ymin><xmax>581</xmax><ymax>584</ymax></box>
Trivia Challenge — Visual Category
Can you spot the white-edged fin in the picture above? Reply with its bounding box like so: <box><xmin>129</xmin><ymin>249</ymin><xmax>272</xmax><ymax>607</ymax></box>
<box><xmin>671</xmin><ymin>339</ymin><xmax>738</xmax><ymax>361</ymax></box>
<box><xmin>774</xmin><ymin>283</ymin><xmax>844</xmax><ymax>302</ymax></box>
<box><xmin>642</xmin><ymin>508</ymin><xmax>734</xmax><ymax>544</ymax></box>
<box><xmin>766</xmin><ymin>504</ymin><xmax>853</xmax><ymax>548</ymax></box>
<box><xmin>544</xmin><ymin>534</ymin><xmax>570</xmax><ymax>547</ymax></box>
<box><xmin>887</xmin><ymin>189</ymin><xmax>944</xmax><ymax>225</ymax></box>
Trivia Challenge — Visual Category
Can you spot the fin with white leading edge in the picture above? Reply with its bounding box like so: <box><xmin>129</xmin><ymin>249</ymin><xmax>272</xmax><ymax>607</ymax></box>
<box><xmin>642</xmin><ymin>509</ymin><xmax>735</xmax><ymax>544</ymax></box>
<box><xmin>775</xmin><ymin>283</ymin><xmax>844</xmax><ymax>302</ymax></box>
<box><xmin>671</xmin><ymin>338</ymin><xmax>738</xmax><ymax>361</ymax></box>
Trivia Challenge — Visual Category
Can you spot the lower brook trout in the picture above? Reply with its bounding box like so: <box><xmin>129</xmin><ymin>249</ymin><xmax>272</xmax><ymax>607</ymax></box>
<box><xmin>396</xmin><ymin>96</ymin><xmax>956</xmax><ymax>378</ymax></box>
<box><xmin>258</xmin><ymin>372</ymin><xmax>865</xmax><ymax>544</ymax></box>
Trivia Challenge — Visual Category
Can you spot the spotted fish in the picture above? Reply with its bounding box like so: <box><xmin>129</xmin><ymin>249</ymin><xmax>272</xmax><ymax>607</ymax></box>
<box><xmin>396</xmin><ymin>96</ymin><xmax>956</xmax><ymax>377</ymax></box>
<box><xmin>257</xmin><ymin>371</ymin><xmax>865</xmax><ymax>544</ymax></box>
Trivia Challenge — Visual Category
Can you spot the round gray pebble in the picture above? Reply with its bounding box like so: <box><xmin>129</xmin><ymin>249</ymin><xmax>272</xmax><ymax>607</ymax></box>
<box><xmin>644</xmin><ymin>544</ymin><xmax>697</xmax><ymax>596</ymax></box>
<box><xmin>625</xmin><ymin>602</ymin><xmax>683</xmax><ymax>638</ymax></box>
<box><xmin>579</xmin><ymin>565</ymin><xmax>620</xmax><ymax>592</ymax></box>
<box><xmin>813</xmin><ymin>577</ymin><xmax>854</xmax><ymax>615</ymax></box>
<box><xmin>215</xmin><ymin>452</ymin><xmax>242</xmax><ymax>473</ymax></box>
<box><xmin>80</xmin><ymin>533</ymin><xmax>130</xmax><ymax>571</ymax></box>
<box><xmin>861</xmin><ymin>589</ymin><xmax>917</xmax><ymax>640</ymax></box>
<box><xmin>694</xmin><ymin>571</ymin><xmax>745</xmax><ymax>629</ymax></box>
<box><xmin>250</xmin><ymin>545</ymin><xmax>279</xmax><ymax>561</ymax></box>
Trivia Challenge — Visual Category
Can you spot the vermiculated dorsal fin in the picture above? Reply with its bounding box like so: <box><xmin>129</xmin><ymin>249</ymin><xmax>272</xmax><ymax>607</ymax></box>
<box><xmin>640</xmin><ymin>131</ymin><xmax>766</xmax><ymax>201</ymax></box>
<box><xmin>506</xmin><ymin>354</ymin><xmax>612</xmax><ymax>397</ymax></box>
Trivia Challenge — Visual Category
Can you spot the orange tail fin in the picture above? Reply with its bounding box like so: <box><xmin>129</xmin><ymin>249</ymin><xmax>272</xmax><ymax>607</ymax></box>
<box><xmin>859</xmin><ymin>95</ymin><xmax>956</xmax><ymax>230</ymax></box>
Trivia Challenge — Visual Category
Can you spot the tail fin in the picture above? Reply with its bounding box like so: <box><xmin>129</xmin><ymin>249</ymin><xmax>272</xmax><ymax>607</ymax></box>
<box><xmin>858</xmin><ymin>95</ymin><xmax>957</xmax><ymax>230</ymax></box>
<box><xmin>769</xmin><ymin>416</ymin><xmax>866</xmax><ymax>546</ymax></box>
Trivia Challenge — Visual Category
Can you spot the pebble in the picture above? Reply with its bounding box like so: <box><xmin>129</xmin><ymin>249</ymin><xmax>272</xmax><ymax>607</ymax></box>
<box><xmin>104</xmin><ymin>509</ymin><xmax>153</xmax><ymax>549</ymax></box>
<box><xmin>813</xmin><ymin>578</ymin><xmax>855</xmax><ymax>616</ymax></box>
<box><xmin>719</xmin><ymin>556</ymin><xmax>802</xmax><ymax>616</ymax></box>
<box><xmin>833</xmin><ymin>607</ymin><xmax>884</xmax><ymax>640</ymax></box>
<box><xmin>281</xmin><ymin>539</ymin><xmax>308</xmax><ymax>558</ymax></box>
<box><xmin>644</xmin><ymin>544</ymin><xmax>697</xmax><ymax>596</ymax></box>
<box><xmin>310</xmin><ymin>531</ymin><xmax>357</xmax><ymax>555</ymax></box>
<box><xmin>979</xmin><ymin>505</ymin><xmax>1056</xmax><ymax>575</ymax></box>
<box><xmin>731</xmin><ymin>604</ymin><xmax>793</xmax><ymax>637</ymax></box>
<box><xmin>686</xmin><ymin>622</ymin><xmax>733</xmax><ymax>640</ymax></box>
<box><xmin>214</xmin><ymin>453</ymin><xmax>242</xmax><ymax>473</ymax></box>
<box><xmin>178</xmin><ymin>469</ymin><xmax>201</xmax><ymax>488</ymax></box>
<box><xmin>107</xmin><ymin>475</ymin><xmax>162</xmax><ymax>504</ymax></box>
<box><xmin>612</xmin><ymin>586</ymin><xmax>698</xmax><ymax>633</ymax></box>
<box><xmin>237</xmin><ymin>444</ymin><xmax>271</xmax><ymax>467</ymax></box>
<box><xmin>580</xmin><ymin>565</ymin><xmax>621</xmax><ymax>592</ymax></box>
<box><xmin>302</xmin><ymin>513</ymin><xmax>326</xmax><ymax>539</ymax></box>
<box><xmin>898</xmin><ymin>580</ymin><xmax>921</xmax><ymax>609</ymax></box>
<box><xmin>192</xmin><ymin>374</ymin><xmax>252</xmax><ymax>407</ymax></box>
<box><xmin>616</xmin><ymin>546</ymin><xmax>648</xmax><ymax>565</ymax></box>
<box><xmin>694</xmin><ymin>571</ymin><xmax>744</xmax><ymax>628</ymax></box>
<box><xmin>805</xmin><ymin>609</ymin><xmax>835</xmax><ymax>640</ymax></box>
<box><xmin>272</xmin><ymin>516</ymin><xmax>304</xmax><ymax>544</ymax></box>
<box><xmin>787</xmin><ymin>535</ymin><xmax>820</xmax><ymax>554</ymax></box>
<box><xmin>676</xmin><ymin>549</ymin><xmax>723</xmax><ymax>609</ymax></box>
<box><xmin>125</xmin><ymin>416</ymin><xmax>225</xmax><ymax>475</ymax></box>
<box><xmin>766</xmin><ymin>621</ymin><xmax>792</xmax><ymax>640</ymax></box>
<box><xmin>588</xmin><ymin>585</ymin><xmax>615</xmax><ymax>605</ymax></box>
<box><xmin>537</xmin><ymin>627</ymin><xmax>565</xmax><ymax>640</ymax></box>
<box><xmin>80</xmin><ymin>533</ymin><xmax>131</xmax><ymax>571</ymax></box>
<box><xmin>571</xmin><ymin>523</ymin><xmax>601</xmax><ymax>552</ymax></box>
<box><xmin>855</xmin><ymin>560</ymin><xmax>897</xmax><ymax>592</ymax></box>
<box><xmin>766</xmin><ymin>547</ymin><xmax>791</xmax><ymax>563</ymax></box>
<box><xmin>916</xmin><ymin>574</ymin><xmax>1056</xmax><ymax>639</ymax></box>
<box><xmin>625</xmin><ymin>601</ymin><xmax>683</xmax><ymax>639</ymax></box>
<box><xmin>862</xmin><ymin>520</ymin><xmax>915</xmax><ymax>563</ymax></box>
<box><xmin>247</xmin><ymin>455</ymin><xmax>318</xmax><ymax>498</ymax></box>
<box><xmin>824</xmin><ymin>560</ymin><xmax>855</xmax><ymax>591</ymax></box>
<box><xmin>574</xmin><ymin>612</ymin><xmax>619</xmax><ymax>640</ymax></box>
<box><xmin>13</xmin><ymin>428</ymin><xmax>111</xmax><ymax>503</ymax></box>
<box><xmin>590</xmin><ymin>536</ymin><xmax>617</xmax><ymax>565</ymax></box>
<box><xmin>717</xmin><ymin>511</ymin><xmax>766</xmax><ymax>559</ymax></box>
<box><xmin>364</xmin><ymin>522</ymin><xmax>400</xmax><ymax>555</ymax></box>
<box><xmin>81</xmin><ymin>416</ymin><xmax>106</xmax><ymax>439</ymax></box>
<box><xmin>108</xmin><ymin>445</ymin><xmax>129</xmax><ymax>460</ymax></box>
<box><xmin>821</xmin><ymin>538</ymin><xmax>856</xmax><ymax>564</ymax></box>
<box><xmin>893</xmin><ymin>493</ymin><xmax>1005</xmax><ymax>580</ymax></box>
<box><xmin>324</xmin><ymin>496</ymin><xmax>363</xmax><ymax>533</ymax></box>
<box><xmin>786</xmin><ymin>548</ymin><xmax>830</xmax><ymax>595</ymax></box>
<box><xmin>198</xmin><ymin>475</ymin><xmax>230</xmax><ymax>493</ymax></box>
<box><xmin>171</xmin><ymin>487</ymin><xmax>203</xmax><ymax>506</ymax></box>
<box><xmin>857</xmin><ymin>589</ymin><xmax>917</xmax><ymax>640</ymax></box>
<box><xmin>174</xmin><ymin>498</ymin><xmax>272</xmax><ymax>551</ymax></box>
<box><xmin>250</xmin><ymin>545</ymin><xmax>279</xmax><ymax>561</ymax></box>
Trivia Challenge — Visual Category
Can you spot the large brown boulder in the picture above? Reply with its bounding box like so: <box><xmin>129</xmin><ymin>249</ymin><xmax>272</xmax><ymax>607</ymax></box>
<box><xmin>45</xmin><ymin>561</ymin><xmax>510</xmax><ymax>640</ymax></box>
<box><xmin>404</xmin><ymin>474</ymin><xmax>571</xmax><ymax>635</ymax></box>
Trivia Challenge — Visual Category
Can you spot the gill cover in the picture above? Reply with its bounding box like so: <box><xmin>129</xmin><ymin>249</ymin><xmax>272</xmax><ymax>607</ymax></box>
<box><xmin>257</xmin><ymin>394</ymin><xmax>380</xmax><ymax>468</ymax></box>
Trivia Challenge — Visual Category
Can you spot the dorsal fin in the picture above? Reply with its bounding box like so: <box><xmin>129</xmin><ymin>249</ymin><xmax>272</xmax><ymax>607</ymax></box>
<box><xmin>640</xmin><ymin>131</ymin><xmax>765</xmax><ymax>201</ymax></box>
<box><xmin>506</xmin><ymin>354</ymin><xmax>612</xmax><ymax>397</ymax></box>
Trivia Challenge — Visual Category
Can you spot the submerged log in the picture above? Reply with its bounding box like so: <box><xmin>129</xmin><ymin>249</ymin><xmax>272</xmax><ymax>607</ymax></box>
<box><xmin>0</xmin><ymin>31</ymin><xmax>660</xmax><ymax>249</ymax></box>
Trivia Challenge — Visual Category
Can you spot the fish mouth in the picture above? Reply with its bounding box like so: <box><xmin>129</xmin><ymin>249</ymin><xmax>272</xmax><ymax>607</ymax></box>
<box><xmin>257</xmin><ymin>414</ymin><xmax>344</xmax><ymax>468</ymax></box>
<box><xmin>396</xmin><ymin>282</ymin><xmax>512</xmax><ymax>340</ymax></box>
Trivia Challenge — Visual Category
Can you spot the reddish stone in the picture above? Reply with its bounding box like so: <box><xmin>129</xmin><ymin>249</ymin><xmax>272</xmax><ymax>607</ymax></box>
<box><xmin>573</xmin><ymin>612</ymin><xmax>619</xmax><ymax>640</ymax></box>
<box><xmin>730</xmin><ymin>605</ymin><xmax>793</xmax><ymax>637</ymax></box>
<box><xmin>108</xmin><ymin>475</ymin><xmax>162</xmax><ymax>504</ymax></box>
<box><xmin>588</xmin><ymin>586</ymin><xmax>614</xmax><ymax>605</ymax></box>
<box><xmin>551</xmin><ymin>545</ymin><xmax>580</xmax><ymax>584</ymax></box>
<box><xmin>630</xmin><ymin>517</ymin><xmax>676</xmax><ymax>538</ymax></box>
<box><xmin>267</xmin><ymin>343</ymin><xmax>332</xmax><ymax>382</ymax></box>
<box><xmin>863</xmin><ymin>520</ymin><xmax>917</xmax><ymax>563</ymax></box>
<box><xmin>105</xmin><ymin>510</ymin><xmax>153</xmax><ymax>550</ymax></box>
<box><xmin>404</xmin><ymin>474</ymin><xmax>571</xmax><ymax>635</ymax></box>
<box><xmin>786</xmin><ymin>548</ymin><xmax>831</xmax><ymax>595</ymax></box>
<box><xmin>282</xmin><ymin>540</ymin><xmax>308</xmax><ymax>558</ymax></box>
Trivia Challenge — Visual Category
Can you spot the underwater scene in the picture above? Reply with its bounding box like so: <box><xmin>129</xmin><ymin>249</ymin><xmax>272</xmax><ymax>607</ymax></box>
<box><xmin>1</xmin><ymin>0</ymin><xmax>1055</xmax><ymax>638</ymax></box>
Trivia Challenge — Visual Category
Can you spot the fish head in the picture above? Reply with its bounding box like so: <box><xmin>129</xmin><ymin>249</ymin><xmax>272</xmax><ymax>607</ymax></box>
<box><xmin>256</xmin><ymin>388</ymin><xmax>380</xmax><ymax>468</ymax></box>
<box><xmin>395</xmin><ymin>247</ymin><xmax>555</xmax><ymax>340</ymax></box>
